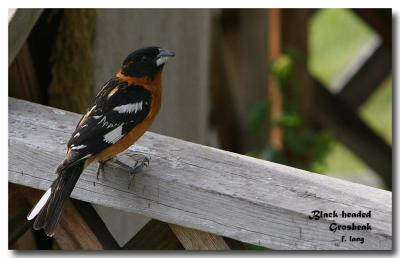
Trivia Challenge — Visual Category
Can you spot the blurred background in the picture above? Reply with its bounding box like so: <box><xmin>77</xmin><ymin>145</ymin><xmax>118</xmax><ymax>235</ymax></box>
<box><xmin>9</xmin><ymin>8</ymin><xmax>392</xmax><ymax>249</ymax></box>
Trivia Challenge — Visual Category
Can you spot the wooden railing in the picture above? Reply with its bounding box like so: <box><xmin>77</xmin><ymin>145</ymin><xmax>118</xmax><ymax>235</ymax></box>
<box><xmin>8</xmin><ymin>97</ymin><xmax>392</xmax><ymax>250</ymax></box>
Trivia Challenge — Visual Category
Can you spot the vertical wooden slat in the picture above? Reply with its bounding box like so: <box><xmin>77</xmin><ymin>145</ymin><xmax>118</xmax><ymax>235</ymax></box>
<box><xmin>268</xmin><ymin>9</ymin><xmax>283</xmax><ymax>150</ymax></box>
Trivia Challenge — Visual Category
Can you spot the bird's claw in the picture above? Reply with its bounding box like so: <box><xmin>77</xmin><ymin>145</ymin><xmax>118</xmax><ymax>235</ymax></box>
<box><xmin>96</xmin><ymin>155</ymin><xmax>150</xmax><ymax>189</ymax></box>
<box><xmin>127</xmin><ymin>157</ymin><xmax>150</xmax><ymax>189</ymax></box>
<box><xmin>96</xmin><ymin>157</ymin><xmax>116</xmax><ymax>180</ymax></box>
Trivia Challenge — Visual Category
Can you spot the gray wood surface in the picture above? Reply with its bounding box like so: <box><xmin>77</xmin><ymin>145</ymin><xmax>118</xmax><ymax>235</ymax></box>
<box><xmin>8</xmin><ymin>8</ymin><xmax>43</xmax><ymax>65</ymax></box>
<box><xmin>9</xmin><ymin>97</ymin><xmax>392</xmax><ymax>250</ymax></box>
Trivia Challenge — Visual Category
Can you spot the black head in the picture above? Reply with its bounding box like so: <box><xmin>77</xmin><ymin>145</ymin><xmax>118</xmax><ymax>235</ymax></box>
<box><xmin>120</xmin><ymin>46</ymin><xmax>175</xmax><ymax>78</ymax></box>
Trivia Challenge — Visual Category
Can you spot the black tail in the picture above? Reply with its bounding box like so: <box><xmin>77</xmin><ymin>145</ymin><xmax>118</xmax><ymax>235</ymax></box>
<box><xmin>27</xmin><ymin>161</ymin><xmax>85</xmax><ymax>237</ymax></box>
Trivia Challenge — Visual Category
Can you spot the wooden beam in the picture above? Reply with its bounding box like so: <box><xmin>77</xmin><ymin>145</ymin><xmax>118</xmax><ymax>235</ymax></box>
<box><xmin>55</xmin><ymin>202</ymin><xmax>103</xmax><ymax>250</ymax></box>
<box><xmin>72</xmin><ymin>200</ymin><xmax>120</xmax><ymax>249</ymax></box>
<box><xmin>312</xmin><ymin>80</ymin><xmax>392</xmax><ymax>189</ymax></box>
<box><xmin>337</xmin><ymin>42</ymin><xmax>391</xmax><ymax>110</ymax></box>
<box><xmin>8</xmin><ymin>8</ymin><xmax>43</xmax><ymax>65</ymax></box>
<box><xmin>169</xmin><ymin>224</ymin><xmax>230</xmax><ymax>250</ymax></box>
<box><xmin>123</xmin><ymin>220</ymin><xmax>183</xmax><ymax>250</ymax></box>
<box><xmin>8</xmin><ymin>97</ymin><xmax>392</xmax><ymax>250</ymax></box>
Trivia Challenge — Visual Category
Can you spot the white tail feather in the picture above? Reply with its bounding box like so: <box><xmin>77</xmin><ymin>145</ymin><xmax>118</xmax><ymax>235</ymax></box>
<box><xmin>27</xmin><ymin>188</ymin><xmax>52</xmax><ymax>220</ymax></box>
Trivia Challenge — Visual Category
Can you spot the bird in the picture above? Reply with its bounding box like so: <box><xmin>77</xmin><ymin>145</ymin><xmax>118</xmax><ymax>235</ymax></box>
<box><xmin>26</xmin><ymin>46</ymin><xmax>175</xmax><ymax>237</ymax></box>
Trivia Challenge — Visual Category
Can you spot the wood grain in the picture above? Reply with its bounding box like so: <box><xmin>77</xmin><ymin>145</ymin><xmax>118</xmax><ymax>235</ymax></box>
<box><xmin>8</xmin><ymin>8</ymin><xmax>43</xmax><ymax>65</ymax></box>
<box><xmin>169</xmin><ymin>224</ymin><xmax>230</xmax><ymax>250</ymax></box>
<box><xmin>8</xmin><ymin>97</ymin><xmax>392</xmax><ymax>250</ymax></box>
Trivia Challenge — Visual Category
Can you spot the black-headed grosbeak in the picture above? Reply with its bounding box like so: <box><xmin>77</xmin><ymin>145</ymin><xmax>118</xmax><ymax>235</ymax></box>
<box><xmin>27</xmin><ymin>46</ymin><xmax>175</xmax><ymax>237</ymax></box>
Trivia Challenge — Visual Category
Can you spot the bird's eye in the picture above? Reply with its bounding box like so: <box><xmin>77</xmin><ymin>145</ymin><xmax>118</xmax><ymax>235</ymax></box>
<box><xmin>141</xmin><ymin>56</ymin><xmax>148</xmax><ymax>62</ymax></box>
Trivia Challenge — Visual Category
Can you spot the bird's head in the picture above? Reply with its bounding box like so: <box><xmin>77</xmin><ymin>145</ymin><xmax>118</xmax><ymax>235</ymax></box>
<box><xmin>120</xmin><ymin>46</ymin><xmax>175</xmax><ymax>79</ymax></box>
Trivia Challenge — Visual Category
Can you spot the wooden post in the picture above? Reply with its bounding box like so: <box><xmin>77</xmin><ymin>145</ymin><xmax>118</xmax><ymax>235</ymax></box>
<box><xmin>268</xmin><ymin>9</ymin><xmax>283</xmax><ymax>150</ymax></box>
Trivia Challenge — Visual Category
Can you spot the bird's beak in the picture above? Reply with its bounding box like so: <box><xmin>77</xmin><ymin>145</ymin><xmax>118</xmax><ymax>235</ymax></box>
<box><xmin>156</xmin><ymin>48</ymin><xmax>175</xmax><ymax>67</ymax></box>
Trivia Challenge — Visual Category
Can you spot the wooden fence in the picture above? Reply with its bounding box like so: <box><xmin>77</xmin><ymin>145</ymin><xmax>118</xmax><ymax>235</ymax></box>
<box><xmin>9</xmin><ymin>97</ymin><xmax>392</xmax><ymax>250</ymax></box>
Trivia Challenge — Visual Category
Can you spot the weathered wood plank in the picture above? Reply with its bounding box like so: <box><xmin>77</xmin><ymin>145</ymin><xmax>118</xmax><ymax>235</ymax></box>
<box><xmin>8</xmin><ymin>97</ymin><xmax>392</xmax><ymax>250</ymax></box>
<box><xmin>8</xmin><ymin>8</ymin><xmax>43</xmax><ymax>65</ymax></box>
<box><xmin>169</xmin><ymin>224</ymin><xmax>230</xmax><ymax>250</ymax></box>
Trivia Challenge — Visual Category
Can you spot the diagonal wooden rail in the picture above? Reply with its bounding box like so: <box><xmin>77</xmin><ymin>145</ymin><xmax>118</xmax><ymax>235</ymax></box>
<box><xmin>8</xmin><ymin>97</ymin><xmax>392</xmax><ymax>250</ymax></box>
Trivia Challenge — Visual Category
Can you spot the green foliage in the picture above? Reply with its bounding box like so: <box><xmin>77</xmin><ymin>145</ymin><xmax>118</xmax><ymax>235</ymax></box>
<box><xmin>249</xmin><ymin>53</ymin><xmax>332</xmax><ymax>172</ymax></box>
<box><xmin>271</xmin><ymin>54</ymin><xmax>293</xmax><ymax>86</ymax></box>
<box><xmin>243</xmin><ymin>242</ymin><xmax>268</xmax><ymax>250</ymax></box>
<box><xmin>248</xmin><ymin>101</ymin><xmax>269</xmax><ymax>134</ymax></box>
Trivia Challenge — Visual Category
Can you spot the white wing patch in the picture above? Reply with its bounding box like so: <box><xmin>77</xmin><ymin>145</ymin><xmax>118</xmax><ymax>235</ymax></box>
<box><xmin>27</xmin><ymin>188</ymin><xmax>52</xmax><ymax>220</ymax></box>
<box><xmin>71</xmin><ymin>144</ymin><xmax>86</xmax><ymax>150</ymax></box>
<box><xmin>77</xmin><ymin>154</ymin><xmax>92</xmax><ymax>162</ymax></box>
<box><xmin>99</xmin><ymin>116</ymin><xmax>119</xmax><ymax>128</ymax></box>
<box><xmin>113</xmin><ymin>101</ymin><xmax>143</xmax><ymax>114</ymax></box>
<box><xmin>103</xmin><ymin>125</ymin><xmax>124</xmax><ymax>144</ymax></box>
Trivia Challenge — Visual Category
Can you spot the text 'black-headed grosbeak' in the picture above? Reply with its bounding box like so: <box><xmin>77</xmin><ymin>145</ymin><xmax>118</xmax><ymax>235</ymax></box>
<box><xmin>27</xmin><ymin>46</ymin><xmax>175</xmax><ymax>237</ymax></box>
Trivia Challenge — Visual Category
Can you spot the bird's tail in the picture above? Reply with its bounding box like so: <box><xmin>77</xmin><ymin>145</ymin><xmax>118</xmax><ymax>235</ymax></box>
<box><xmin>27</xmin><ymin>160</ymin><xmax>85</xmax><ymax>237</ymax></box>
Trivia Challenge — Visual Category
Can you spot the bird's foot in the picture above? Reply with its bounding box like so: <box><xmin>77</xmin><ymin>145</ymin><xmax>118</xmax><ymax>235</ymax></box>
<box><xmin>113</xmin><ymin>156</ymin><xmax>150</xmax><ymax>189</ymax></box>
<box><xmin>96</xmin><ymin>157</ymin><xmax>116</xmax><ymax>180</ymax></box>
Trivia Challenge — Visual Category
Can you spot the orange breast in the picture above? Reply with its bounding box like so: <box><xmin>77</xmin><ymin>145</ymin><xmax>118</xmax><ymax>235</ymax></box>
<box><xmin>87</xmin><ymin>72</ymin><xmax>162</xmax><ymax>163</ymax></box>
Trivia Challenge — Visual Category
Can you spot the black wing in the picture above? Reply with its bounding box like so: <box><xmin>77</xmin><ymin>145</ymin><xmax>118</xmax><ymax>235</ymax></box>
<box><xmin>65</xmin><ymin>78</ymin><xmax>152</xmax><ymax>166</ymax></box>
